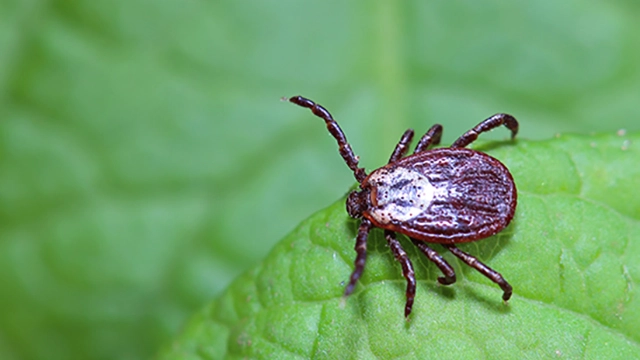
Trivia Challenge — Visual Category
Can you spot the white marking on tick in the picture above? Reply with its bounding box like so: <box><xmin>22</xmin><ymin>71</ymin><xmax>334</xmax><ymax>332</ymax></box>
<box><xmin>366</xmin><ymin>167</ymin><xmax>437</xmax><ymax>224</ymax></box>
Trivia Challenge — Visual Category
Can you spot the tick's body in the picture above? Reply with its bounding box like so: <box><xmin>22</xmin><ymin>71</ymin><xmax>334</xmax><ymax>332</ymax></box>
<box><xmin>362</xmin><ymin>148</ymin><xmax>516</xmax><ymax>243</ymax></box>
<box><xmin>287</xmin><ymin>95</ymin><xmax>518</xmax><ymax>317</ymax></box>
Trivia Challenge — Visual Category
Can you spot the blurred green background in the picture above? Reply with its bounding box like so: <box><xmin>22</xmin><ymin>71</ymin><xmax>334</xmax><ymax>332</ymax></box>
<box><xmin>1</xmin><ymin>1</ymin><xmax>639</xmax><ymax>359</ymax></box>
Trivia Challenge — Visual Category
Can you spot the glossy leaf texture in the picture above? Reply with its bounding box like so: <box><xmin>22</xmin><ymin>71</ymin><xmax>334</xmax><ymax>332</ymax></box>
<box><xmin>161</xmin><ymin>133</ymin><xmax>640</xmax><ymax>359</ymax></box>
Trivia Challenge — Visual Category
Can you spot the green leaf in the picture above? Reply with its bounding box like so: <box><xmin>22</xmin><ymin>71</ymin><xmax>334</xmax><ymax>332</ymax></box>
<box><xmin>3</xmin><ymin>1</ymin><xmax>640</xmax><ymax>360</ymax></box>
<box><xmin>161</xmin><ymin>133</ymin><xmax>640</xmax><ymax>359</ymax></box>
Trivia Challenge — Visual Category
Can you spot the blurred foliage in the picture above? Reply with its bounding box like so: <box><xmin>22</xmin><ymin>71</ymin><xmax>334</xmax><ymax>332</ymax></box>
<box><xmin>1</xmin><ymin>0</ymin><xmax>639</xmax><ymax>359</ymax></box>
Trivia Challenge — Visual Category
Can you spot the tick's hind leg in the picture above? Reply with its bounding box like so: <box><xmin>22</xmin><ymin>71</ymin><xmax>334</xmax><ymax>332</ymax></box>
<box><xmin>442</xmin><ymin>244</ymin><xmax>512</xmax><ymax>301</ymax></box>
<box><xmin>385</xmin><ymin>231</ymin><xmax>416</xmax><ymax>318</ymax></box>
<box><xmin>388</xmin><ymin>129</ymin><xmax>415</xmax><ymax>163</ymax></box>
<box><xmin>451</xmin><ymin>113</ymin><xmax>519</xmax><ymax>148</ymax></box>
<box><xmin>414</xmin><ymin>124</ymin><xmax>443</xmax><ymax>153</ymax></box>
<box><xmin>344</xmin><ymin>219</ymin><xmax>373</xmax><ymax>297</ymax></box>
<box><xmin>410</xmin><ymin>238</ymin><xmax>456</xmax><ymax>285</ymax></box>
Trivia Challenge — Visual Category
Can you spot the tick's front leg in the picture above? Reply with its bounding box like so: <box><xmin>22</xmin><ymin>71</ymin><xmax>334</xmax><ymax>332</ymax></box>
<box><xmin>287</xmin><ymin>95</ymin><xmax>367</xmax><ymax>182</ymax></box>
<box><xmin>344</xmin><ymin>219</ymin><xmax>373</xmax><ymax>297</ymax></box>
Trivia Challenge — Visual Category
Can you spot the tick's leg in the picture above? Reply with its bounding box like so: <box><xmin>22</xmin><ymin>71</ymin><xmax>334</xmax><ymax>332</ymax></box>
<box><xmin>443</xmin><ymin>244</ymin><xmax>512</xmax><ymax>301</ymax></box>
<box><xmin>414</xmin><ymin>124</ymin><xmax>443</xmax><ymax>153</ymax></box>
<box><xmin>410</xmin><ymin>238</ymin><xmax>456</xmax><ymax>285</ymax></box>
<box><xmin>386</xmin><ymin>231</ymin><xmax>416</xmax><ymax>318</ymax></box>
<box><xmin>344</xmin><ymin>218</ymin><xmax>373</xmax><ymax>297</ymax></box>
<box><xmin>451</xmin><ymin>113</ymin><xmax>519</xmax><ymax>148</ymax></box>
<box><xmin>287</xmin><ymin>96</ymin><xmax>367</xmax><ymax>182</ymax></box>
<box><xmin>388</xmin><ymin>129</ymin><xmax>414</xmax><ymax>163</ymax></box>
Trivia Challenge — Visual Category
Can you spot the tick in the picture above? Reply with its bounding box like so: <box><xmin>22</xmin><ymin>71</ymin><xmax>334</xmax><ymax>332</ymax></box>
<box><xmin>286</xmin><ymin>95</ymin><xmax>518</xmax><ymax>317</ymax></box>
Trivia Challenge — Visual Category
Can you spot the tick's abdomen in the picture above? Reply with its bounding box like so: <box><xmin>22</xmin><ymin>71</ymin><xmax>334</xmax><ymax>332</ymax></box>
<box><xmin>363</xmin><ymin>147</ymin><xmax>516</xmax><ymax>244</ymax></box>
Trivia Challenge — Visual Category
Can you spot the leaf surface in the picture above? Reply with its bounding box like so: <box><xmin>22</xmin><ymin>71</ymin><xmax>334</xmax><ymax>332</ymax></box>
<box><xmin>2</xmin><ymin>1</ymin><xmax>640</xmax><ymax>359</ymax></box>
<box><xmin>161</xmin><ymin>133</ymin><xmax>640</xmax><ymax>359</ymax></box>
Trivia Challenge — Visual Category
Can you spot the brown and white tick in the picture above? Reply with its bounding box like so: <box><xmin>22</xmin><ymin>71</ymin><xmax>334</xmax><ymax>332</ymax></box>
<box><xmin>286</xmin><ymin>95</ymin><xmax>518</xmax><ymax>317</ymax></box>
